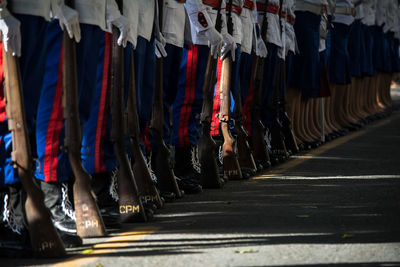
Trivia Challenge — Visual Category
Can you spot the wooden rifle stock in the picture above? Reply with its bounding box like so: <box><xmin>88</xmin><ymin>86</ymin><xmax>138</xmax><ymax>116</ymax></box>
<box><xmin>3</xmin><ymin>47</ymin><xmax>65</xmax><ymax>257</ymax></box>
<box><xmin>234</xmin><ymin>87</ymin><xmax>257</xmax><ymax>177</ymax></box>
<box><xmin>149</xmin><ymin>0</ymin><xmax>182</xmax><ymax>198</ymax></box>
<box><xmin>250</xmin><ymin>0</ymin><xmax>271</xmax><ymax>170</ymax></box>
<box><xmin>219</xmin><ymin>0</ymin><xmax>242</xmax><ymax>180</ymax></box>
<box><xmin>219</xmin><ymin>57</ymin><xmax>242</xmax><ymax>180</ymax></box>
<box><xmin>62</xmin><ymin>28</ymin><xmax>106</xmax><ymax>237</ymax></box>
<box><xmin>110</xmin><ymin>22</ymin><xmax>148</xmax><ymax>222</ymax></box>
<box><xmin>198</xmin><ymin>0</ymin><xmax>224</xmax><ymax>188</ymax></box>
<box><xmin>198</xmin><ymin>52</ymin><xmax>223</xmax><ymax>188</ymax></box>
<box><xmin>126</xmin><ymin>54</ymin><xmax>163</xmax><ymax>209</ymax></box>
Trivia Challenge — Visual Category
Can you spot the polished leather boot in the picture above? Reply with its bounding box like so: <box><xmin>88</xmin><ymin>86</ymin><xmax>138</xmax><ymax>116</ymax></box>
<box><xmin>92</xmin><ymin>172</ymin><xmax>121</xmax><ymax>228</ymax></box>
<box><xmin>40</xmin><ymin>181</ymin><xmax>82</xmax><ymax>248</ymax></box>
<box><xmin>0</xmin><ymin>185</ymin><xmax>32</xmax><ymax>258</ymax></box>
<box><xmin>174</xmin><ymin>146</ymin><xmax>203</xmax><ymax>194</ymax></box>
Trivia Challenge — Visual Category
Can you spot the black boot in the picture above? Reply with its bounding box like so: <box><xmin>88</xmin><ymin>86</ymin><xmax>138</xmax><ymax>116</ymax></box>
<box><xmin>174</xmin><ymin>146</ymin><xmax>202</xmax><ymax>194</ymax></box>
<box><xmin>0</xmin><ymin>185</ymin><xmax>32</xmax><ymax>258</ymax></box>
<box><xmin>40</xmin><ymin>181</ymin><xmax>82</xmax><ymax>248</ymax></box>
<box><xmin>92</xmin><ymin>172</ymin><xmax>121</xmax><ymax>228</ymax></box>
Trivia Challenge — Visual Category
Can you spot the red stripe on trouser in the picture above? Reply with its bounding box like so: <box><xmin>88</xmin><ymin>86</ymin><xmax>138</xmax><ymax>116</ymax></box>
<box><xmin>211</xmin><ymin>59</ymin><xmax>223</xmax><ymax>136</ymax></box>
<box><xmin>43</xmin><ymin>43</ymin><xmax>64</xmax><ymax>182</ymax></box>
<box><xmin>178</xmin><ymin>45</ymin><xmax>197</xmax><ymax>147</ymax></box>
<box><xmin>0</xmin><ymin>43</ymin><xmax>5</xmax><ymax>122</ymax></box>
<box><xmin>243</xmin><ymin>55</ymin><xmax>258</xmax><ymax>135</ymax></box>
<box><xmin>94</xmin><ymin>33</ymin><xmax>112</xmax><ymax>173</ymax></box>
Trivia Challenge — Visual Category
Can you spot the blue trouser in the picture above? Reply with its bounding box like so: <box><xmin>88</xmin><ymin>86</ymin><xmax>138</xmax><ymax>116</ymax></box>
<box><xmin>228</xmin><ymin>45</ymin><xmax>242</xmax><ymax>112</ymax></box>
<box><xmin>363</xmin><ymin>25</ymin><xmax>374</xmax><ymax>76</ymax></box>
<box><xmin>0</xmin><ymin>15</ymin><xmax>48</xmax><ymax>187</ymax></box>
<box><xmin>329</xmin><ymin>22</ymin><xmax>351</xmax><ymax>85</ymax></box>
<box><xmin>35</xmin><ymin>22</ymin><xmax>103</xmax><ymax>182</ymax></box>
<box><xmin>261</xmin><ymin>43</ymin><xmax>278</xmax><ymax>126</ymax></box>
<box><xmin>163</xmin><ymin>44</ymin><xmax>183</xmax><ymax>145</ymax></box>
<box><xmin>83</xmin><ymin>36</ymin><xmax>136</xmax><ymax>174</ymax></box>
<box><xmin>239</xmin><ymin>52</ymin><xmax>255</xmax><ymax>107</ymax></box>
<box><xmin>172</xmin><ymin>44</ymin><xmax>209</xmax><ymax>147</ymax></box>
<box><xmin>240</xmin><ymin>52</ymin><xmax>257</xmax><ymax>135</ymax></box>
<box><xmin>134</xmin><ymin>36</ymin><xmax>156</xmax><ymax>134</ymax></box>
<box><xmin>81</xmin><ymin>33</ymin><xmax>118</xmax><ymax>175</ymax></box>
<box><xmin>291</xmin><ymin>11</ymin><xmax>321</xmax><ymax>98</ymax></box>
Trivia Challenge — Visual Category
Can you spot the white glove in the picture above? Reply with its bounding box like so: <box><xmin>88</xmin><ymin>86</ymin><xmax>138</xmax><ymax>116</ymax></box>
<box><xmin>255</xmin><ymin>37</ymin><xmax>267</xmax><ymax>58</ymax></box>
<box><xmin>155</xmin><ymin>32</ymin><xmax>167</xmax><ymax>58</ymax></box>
<box><xmin>204</xmin><ymin>27</ymin><xmax>223</xmax><ymax>58</ymax></box>
<box><xmin>111</xmin><ymin>15</ymin><xmax>130</xmax><ymax>47</ymax></box>
<box><xmin>0</xmin><ymin>14</ymin><xmax>21</xmax><ymax>57</ymax></box>
<box><xmin>220</xmin><ymin>33</ymin><xmax>236</xmax><ymax>61</ymax></box>
<box><xmin>53</xmin><ymin>4</ymin><xmax>81</xmax><ymax>43</ymax></box>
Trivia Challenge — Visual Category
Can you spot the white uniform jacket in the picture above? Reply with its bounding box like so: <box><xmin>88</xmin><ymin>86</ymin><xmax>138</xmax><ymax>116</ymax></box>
<box><xmin>123</xmin><ymin>1</ymin><xmax>139</xmax><ymax>48</ymax></box>
<box><xmin>383</xmin><ymin>0</ymin><xmax>398</xmax><ymax>33</ymax></box>
<box><xmin>185</xmin><ymin>0</ymin><xmax>229</xmax><ymax>46</ymax></box>
<box><xmin>285</xmin><ymin>0</ymin><xmax>296</xmax><ymax>55</ymax></box>
<box><xmin>240</xmin><ymin>0</ymin><xmax>256</xmax><ymax>54</ymax></box>
<box><xmin>375</xmin><ymin>0</ymin><xmax>388</xmax><ymax>28</ymax></box>
<box><xmin>227</xmin><ymin>0</ymin><xmax>244</xmax><ymax>45</ymax></box>
<box><xmin>138</xmin><ymin>0</ymin><xmax>155</xmax><ymax>41</ymax></box>
<box><xmin>333</xmin><ymin>0</ymin><xmax>354</xmax><ymax>26</ymax></box>
<box><xmin>0</xmin><ymin>0</ymin><xmax>52</xmax><ymax>20</ymax></box>
<box><xmin>256</xmin><ymin>0</ymin><xmax>282</xmax><ymax>47</ymax></box>
<box><xmin>361</xmin><ymin>0</ymin><xmax>375</xmax><ymax>26</ymax></box>
<box><xmin>162</xmin><ymin>0</ymin><xmax>187</xmax><ymax>48</ymax></box>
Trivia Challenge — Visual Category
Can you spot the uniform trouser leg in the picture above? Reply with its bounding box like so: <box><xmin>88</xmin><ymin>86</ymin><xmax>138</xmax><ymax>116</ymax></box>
<box><xmin>35</xmin><ymin>23</ymin><xmax>103</xmax><ymax>182</ymax></box>
<box><xmin>240</xmin><ymin>52</ymin><xmax>257</xmax><ymax>135</ymax></box>
<box><xmin>261</xmin><ymin>43</ymin><xmax>278</xmax><ymax>126</ymax></box>
<box><xmin>172</xmin><ymin>44</ymin><xmax>209</xmax><ymax>148</ymax></box>
<box><xmin>81</xmin><ymin>33</ymin><xmax>117</xmax><ymax>175</ymax></box>
<box><xmin>134</xmin><ymin>36</ymin><xmax>156</xmax><ymax>136</ymax></box>
<box><xmin>0</xmin><ymin>15</ymin><xmax>48</xmax><ymax>186</ymax></box>
<box><xmin>162</xmin><ymin>44</ymin><xmax>183</xmax><ymax>145</ymax></box>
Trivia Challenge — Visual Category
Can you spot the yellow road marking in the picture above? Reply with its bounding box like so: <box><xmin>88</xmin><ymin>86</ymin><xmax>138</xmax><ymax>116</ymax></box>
<box><xmin>251</xmin><ymin>118</ymin><xmax>392</xmax><ymax>181</ymax></box>
<box><xmin>53</xmin><ymin>226</ymin><xmax>158</xmax><ymax>267</ymax></box>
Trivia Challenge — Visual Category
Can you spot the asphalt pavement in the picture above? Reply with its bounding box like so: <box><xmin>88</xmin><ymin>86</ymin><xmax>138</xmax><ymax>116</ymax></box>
<box><xmin>3</xmin><ymin>104</ymin><xmax>400</xmax><ymax>266</ymax></box>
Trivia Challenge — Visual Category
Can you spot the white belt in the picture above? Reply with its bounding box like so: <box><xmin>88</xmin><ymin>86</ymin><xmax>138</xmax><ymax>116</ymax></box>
<box><xmin>295</xmin><ymin>1</ymin><xmax>323</xmax><ymax>16</ymax></box>
<box><xmin>334</xmin><ymin>6</ymin><xmax>355</xmax><ymax>16</ymax></box>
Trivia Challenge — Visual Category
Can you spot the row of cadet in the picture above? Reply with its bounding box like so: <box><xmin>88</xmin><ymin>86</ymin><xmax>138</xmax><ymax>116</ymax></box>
<box><xmin>0</xmin><ymin>0</ymin><xmax>398</xmax><ymax>257</ymax></box>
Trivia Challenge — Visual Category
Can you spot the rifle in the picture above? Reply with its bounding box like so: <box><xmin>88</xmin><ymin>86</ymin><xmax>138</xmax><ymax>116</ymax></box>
<box><xmin>268</xmin><ymin>59</ymin><xmax>288</xmax><ymax>162</ymax></box>
<box><xmin>110</xmin><ymin>0</ymin><xmax>148</xmax><ymax>223</ymax></box>
<box><xmin>198</xmin><ymin>0</ymin><xmax>224</xmax><ymax>188</ymax></box>
<box><xmin>234</xmin><ymin>85</ymin><xmax>257</xmax><ymax>178</ymax></box>
<box><xmin>125</xmin><ymin>1</ymin><xmax>164</xmax><ymax>209</ymax></box>
<box><xmin>251</xmin><ymin>0</ymin><xmax>271</xmax><ymax>170</ymax></box>
<box><xmin>3</xmin><ymin>46</ymin><xmax>66</xmax><ymax>257</ymax></box>
<box><xmin>62</xmin><ymin>0</ymin><xmax>106</xmax><ymax>237</ymax></box>
<box><xmin>150</xmin><ymin>0</ymin><xmax>182</xmax><ymax>198</ymax></box>
<box><xmin>268</xmin><ymin>0</ymin><xmax>290</xmax><ymax>161</ymax></box>
<box><xmin>124</xmin><ymin>6</ymin><xmax>163</xmax><ymax>209</ymax></box>
<box><xmin>279</xmin><ymin>55</ymin><xmax>298</xmax><ymax>154</ymax></box>
<box><xmin>219</xmin><ymin>0</ymin><xmax>243</xmax><ymax>180</ymax></box>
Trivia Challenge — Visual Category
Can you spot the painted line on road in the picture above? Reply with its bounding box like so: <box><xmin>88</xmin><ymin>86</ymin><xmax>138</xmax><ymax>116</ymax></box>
<box><xmin>251</xmin><ymin>118</ymin><xmax>392</xmax><ymax>182</ymax></box>
<box><xmin>267</xmin><ymin>174</ymin><xmax>400</xmax><ymax>180</ymax></box>
<box><xmin>52</xmin><ymin>226</ymin><xmax>158</xmax><ymax>267</ymax></box>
